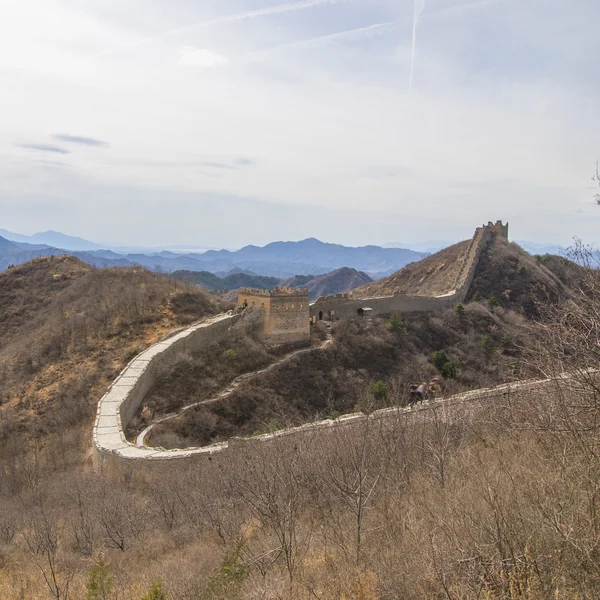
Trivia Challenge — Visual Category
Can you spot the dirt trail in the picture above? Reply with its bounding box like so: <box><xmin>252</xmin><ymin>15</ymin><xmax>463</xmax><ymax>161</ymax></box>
<box><xmin>137</xmin><ymin>335</ymin><xmax>333</xmax><ymax>448</ymax></box>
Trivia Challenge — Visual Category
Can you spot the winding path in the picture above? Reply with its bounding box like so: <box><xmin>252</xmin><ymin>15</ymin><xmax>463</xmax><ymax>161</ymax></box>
<box><xmin>136</xmin><ymin>336</ymin><xmax>333</xmax><ymax>448</ymax></box>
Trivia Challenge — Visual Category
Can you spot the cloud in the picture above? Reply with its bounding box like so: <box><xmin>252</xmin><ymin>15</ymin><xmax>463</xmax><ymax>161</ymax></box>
<box><xmin>94</xmin><ymin>0</ymin><xmax>349</xmax><ymax>57</ymax></box>
<box><xmin>234</xmin><ymin>158</ymin><xmax>256</xmax><ymax>166</ymax></box>
<box><xmin>53</xmin><ymin>134</ymin><xmax>108</xmax><ymax>147</ymax></box>
<box><xmin>178</xmin><ymin>47</ymin><xmax>229</xmax><ymax>68</ymax></box>
<box><xmin>17</xmin><ymin>143</ymin><xmax>70</xmax><ymax>154</ymax></box>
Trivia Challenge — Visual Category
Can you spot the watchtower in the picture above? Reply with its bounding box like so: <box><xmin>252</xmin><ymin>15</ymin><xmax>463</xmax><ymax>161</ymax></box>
<box><xmin>238</xmin><ymin>287</ymin><xmax>310</xmax><ymax>345</ymax></box>
<box><xmin>486</xmin><ymin>220</ymin><xmax>509</xmax><ymax>240</ymax></box>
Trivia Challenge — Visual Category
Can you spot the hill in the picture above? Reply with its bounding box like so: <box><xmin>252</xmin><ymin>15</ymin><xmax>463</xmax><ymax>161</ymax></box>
<box><xmin>350</xmin><ymin>239</ymin><xmax>471</xmax><ymax>298</ymax></box>
<box><xmin>283</xmin><ymin>267</ymin><xmax>373</xmax><ymax>300</ymax></box>
<box><xmin>0</xmin><ymin>235</ymin><xmax>19</xmax><ymax>253</ymax></box>
<box><xmin>0</xmin><ymin>256</ymin><xmax>229</xmax><ymax>454</ymax></box>
<box><xmin>0</xmin><ymin>228</ymin><xmax>102</xmax><ymax>251</ymax></box>
<box><xmin>467</xmin><ymin>238</ymin><xmax>577</xmax><ymax>316</ymax></box>
<box><xmin>171</xmin><ymin>270</ymin><xmax>280</xmax><ymax>292</ymax></box>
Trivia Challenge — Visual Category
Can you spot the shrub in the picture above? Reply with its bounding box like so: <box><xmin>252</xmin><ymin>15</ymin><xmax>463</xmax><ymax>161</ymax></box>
<box><xmin>386</xmin><ymin>313</ymin><xmax>406</xmax><ymax>334</ymax></box>
<box><xmin>223</xmin><ymin>349</ymin><xmax>237</xmax><ymax>361</ymax></box>
<box><xmin>141</xmin><ymin>583</ymin><xmax>167</xmax><ymax>600</ymax></box>
<box><xmin>472</xmin><ymin>291</ymin><xmax>483</xmax><ymax>302</ymax></box>
<box><xmin>480</xmin><ymin>335</ymin><xmax>496</xmax><ymax>356</ymax></box>
<box><xmin>454</xmin><ymin>303</ymin><xmax>465</xmax><ymax>319</ymax></box>
<box><xmin>487</xmin><ymin>296</ymin><xmax>500</xmax><ymax>309</ymax></box>
<box><xmin>86</xmin><ymin>553</ymin><xmax>113</xmax><ymax>600</ymax></box>
<box><xmin>370</xmin><ymin>380</ymin><xmax>388</xmax><ymax>404</ymax></box>
<box><xmin>431</xmin><ymin>350</ymin><xmax>450</xmax><ymax>372</ymax></box>
<box><xmin>441</xmin><ymin>360</ymin><xmax>458</xmax><ymax>380</ymax></box>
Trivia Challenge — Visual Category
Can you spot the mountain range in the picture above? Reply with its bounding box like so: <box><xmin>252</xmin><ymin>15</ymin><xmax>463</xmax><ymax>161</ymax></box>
<box><xmin>0</xmin><ymin>230</ymin><xmax>426</xmax><ymax>278</ymax></box>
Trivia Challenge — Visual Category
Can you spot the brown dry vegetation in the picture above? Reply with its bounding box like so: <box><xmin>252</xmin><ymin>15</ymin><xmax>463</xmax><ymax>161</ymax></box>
<box><xmin>351</xmin><ymin>240</ymin><xmax>470</xmax><ymax>298</ymax></box>
<box><xmin>1</xmin><ymin>250</ymin><xmax>599</xmax><ymax>599</ymax></box>
<box><xmin>127</xmin><ymin>313</ymin><xmax>317</xmax><ymax>441</ymax></box>
<box><xmin>150</xmin><ymin>302</ymin><xmax>532</xmax><ymax>448</ymax></box>
<box><xmin>0</xmin><ymin>255</ymin><xmax>229</xmax><ymax>463</ymax></box>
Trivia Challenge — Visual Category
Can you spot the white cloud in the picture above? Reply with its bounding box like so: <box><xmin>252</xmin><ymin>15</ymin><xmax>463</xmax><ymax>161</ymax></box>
<box><xmin>178</xmin><ymin>47</ymin><xmax>229</xmax><ymax>68</ymax></box>
<box><xmin>0</xmin><ymin>0</ymin><xmax>598</xmax><ymax>247</ymax></box>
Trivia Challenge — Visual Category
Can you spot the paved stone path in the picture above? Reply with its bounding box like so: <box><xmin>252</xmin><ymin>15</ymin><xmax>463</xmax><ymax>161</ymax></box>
<box><xmin>136</xmin><ymin>335</ymin><xmax>333</xmax><ymax>448</ymax></box>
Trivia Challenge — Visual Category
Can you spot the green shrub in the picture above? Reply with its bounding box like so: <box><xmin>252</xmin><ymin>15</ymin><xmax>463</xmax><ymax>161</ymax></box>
<box><xmin>431</xmin><ymin>350</ymin><xmax>450</xmax><ymax>372</ymax></box>
<box><xmin>223</xmin><ymin>349</ymin><xmax>237</xmax><ymax>361</ymax></box>
<box><xmin>454</xmin><ymin>303</ymin><xmax>465</xmax><ymax>319</ymax></box>
<box><xmin>141</xmin><ymin>582</ymin><xmax>167</xmax><ymax>600</ymax></box>
<box><xmin>202</xmin><ymin>541</ymin><xmax>248</xmax><ymax>600</ymax></box>
<box><xmin>472</xmin><ymin>291</ymin><xmax>483</xmax><ymax>302</ymax></box>
<box><xmin>487</xmin><ymin>296</ymin><xmax>500</xmax><ymax>309</ymax></box>
<box><xmin>441</xmin><ymin>360</ymin><xmax>458</xmax><ymax>380</ymax></box>
<box><xmin>480</xmin><ymin>335</ymin><xmax>496</xmax><ymax>356</ymax></box>
<box><xmin>370</xmin><ymin>380</ymin><xmax>388</xmax><ymax>404</ymax></box>
<box><xmin>86</xmin><ymin>554</ymin><xmax>112</xmax><ymax>600</ymax></box>
<box><xmin>386</xmin><ymin>313</ymin><xmax>406</xmax><ymax>334</ymax></box>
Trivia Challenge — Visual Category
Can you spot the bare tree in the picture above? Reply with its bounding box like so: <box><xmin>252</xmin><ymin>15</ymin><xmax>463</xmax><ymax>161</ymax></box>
<box><xmin>24</xmin><ymin>508</ymin><xmax>75</xmax><ymax>599</ymax></box>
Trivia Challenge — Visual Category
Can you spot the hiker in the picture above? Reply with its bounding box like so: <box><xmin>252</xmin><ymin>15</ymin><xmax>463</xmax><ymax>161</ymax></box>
<box><xmin>416</xmin><ymin>382</ymin><xmax>427</xmax><ymax>403</ymax></box>
<box><xmin>408</xmin><ymin>384</ymin><xmax>419</xmax><ymax>406</ymax></box>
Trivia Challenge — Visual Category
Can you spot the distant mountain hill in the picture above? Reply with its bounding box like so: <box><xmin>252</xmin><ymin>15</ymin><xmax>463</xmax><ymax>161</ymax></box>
<box><xmin>199</xmin><ymin>238</ymin><xmax>424</xmax><ymax>277</ymax></box>
<box><xmin>171</xmin><ymin>270</ymin><xmax>280</xmax><ymax>291</ymax></box>
<box><xmin>283</xmin><ymin>267</ymin><xmax>373</xmax><ymax>300</ymax></box>
<box><xmin>0</xmin><ymin>229</ymin><xmax>102</xmax><ymax>251</ymax></box>
<box><xmin>174</xmin><ymin>266</ymin><xmax>374</xmax><ymax>302</ymax></box>
<box><xmin>0</xmin><ymin>231</ymin><xmax>425</xmax><ymax>278</ymax></box>
<box><xmin>0</xmin><ymin>235</ymin><xmax>19</xmax><ymax>253</ymax></box>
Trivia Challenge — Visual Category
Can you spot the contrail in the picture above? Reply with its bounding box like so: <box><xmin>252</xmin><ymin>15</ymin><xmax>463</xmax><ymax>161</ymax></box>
<box><xmin>93</xmin><ymin>0</ymin><xmax>349</xmax><ymax>58</ymax></box>
<box><xmin>409</xmin><ymin>0</ymin><xmax>426</xmax><ymax>93</ymax></box>
<box><xmin>264</xmin><ymin>21</ymin><xmax>395</xmax><ymax>53</ymax></box>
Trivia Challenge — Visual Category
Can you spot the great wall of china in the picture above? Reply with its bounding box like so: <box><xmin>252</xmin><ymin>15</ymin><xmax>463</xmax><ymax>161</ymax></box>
<box><xmin>93</xmin><ymin>221</ymin><xmax>512</xmax><ymax>479</ymax></box>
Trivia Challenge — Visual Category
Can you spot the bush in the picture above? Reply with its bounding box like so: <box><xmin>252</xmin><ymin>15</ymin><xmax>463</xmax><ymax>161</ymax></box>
<box><xmin>141</xmin><ymin>583</ymin><xmax>167</xmax><ymax>600</ymax></box>
<box><xmin>487</xmin><ymin>296</ymin><xmax>500</xmax><ymax>309</ymax></box>
<box><xmin>472</xmin><ymin>291</ymin><xmax>483</xmax><ymax>302</ymax></box>
<box><xmin>370</xmin><ymin>380</ymin><xmax>388</xmax><ymax>404</ymax></box>
<box><xmin>86</xmin><ymin>554</ymin><xmax>113</xmax><ymax>600</ymax></box>
<box><xmin>480</xmin><ymin>335</ymin><xmax>496</xmax><ymax>356</ymax></box>
<box><xmin>386</xmin><ymin>313</ymin><xmax>406</xmax><ymax>334</ymax></box>
<box><xmin>431</xmin><ymin>350</ymin><xmax>450</xmax><ymax>372</ymax></box>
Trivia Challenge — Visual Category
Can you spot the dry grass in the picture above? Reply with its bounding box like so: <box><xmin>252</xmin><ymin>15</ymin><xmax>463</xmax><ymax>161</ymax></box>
<box><xmin>351</xmin><ymin>240</ymin><xmax>470</xmax><ymax>298</ymax></box>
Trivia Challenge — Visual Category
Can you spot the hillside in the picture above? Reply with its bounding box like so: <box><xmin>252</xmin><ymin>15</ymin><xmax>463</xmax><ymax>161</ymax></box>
<box><xmin>283</xmin><ymin>266</ymin><xmax>373</xmax><ymax>300</ymax></box>
<box><xmin>467</xmin><ymin>238</ymin><xmax>576</xmax><ymax>316</ymax></box>
<box><xmin>0</xmin><ymin>235</ymin><xmax>19</xmax><ymax>253</ymax></box>
<box><xmin>172</xmin><ymin>269</ymin><xmax>280</xmax><ymax>292</ymax></box>
<box><xmin>350</xmin><ymin>239</ymin><xmax>470</xmax><ymax>298</ymax></box>
<box><xmin>0</xmin><ymin>256</ymin><xmax>229</xmax><ymax>452</ymax></box>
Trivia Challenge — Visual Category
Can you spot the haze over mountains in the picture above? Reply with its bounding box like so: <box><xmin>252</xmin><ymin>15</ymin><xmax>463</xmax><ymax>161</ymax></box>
<box><xmin>0</xmin><ymin>230</ymin><xmax>425</xmax><ymax>279</ymax></box>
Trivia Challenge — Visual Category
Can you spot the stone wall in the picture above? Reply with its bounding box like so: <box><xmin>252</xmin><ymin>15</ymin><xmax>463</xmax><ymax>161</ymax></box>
<box><xmin>92</xmin><ymin>314</ymin><xmax>240</xmax><ymax>479</ymax></box>
<box><xmin>309</xmin><ymin>222</ymin><xmax>505</xmax><ymax>320</ymax></box>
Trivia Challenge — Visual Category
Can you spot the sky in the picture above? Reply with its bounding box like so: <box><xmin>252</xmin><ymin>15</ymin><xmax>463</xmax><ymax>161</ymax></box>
<box><xmin>0</xmin><ymin>0</ymin><xmax>598</xmax><ymax>249</ymax></box>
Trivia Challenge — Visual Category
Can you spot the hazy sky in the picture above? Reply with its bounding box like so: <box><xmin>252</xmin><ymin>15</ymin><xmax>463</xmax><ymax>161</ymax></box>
<box><xmin>1</xmin><ymin>0</ymin><xmax>598</xmax><ymax>248</ymax></box>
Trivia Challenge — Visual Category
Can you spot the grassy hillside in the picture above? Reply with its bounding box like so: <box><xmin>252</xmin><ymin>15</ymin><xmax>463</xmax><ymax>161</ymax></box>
<box><xmin>467</xmin><ymin>239</ymin><xmax>576</xmax><ymax>316</ymax></box>
<box><xmin>351</xmin><ymin>240</ymin><xmax>470</xmax><ymax>298</ymax></box>
<box><xmin>0</xmin><ymin>256</ymin><xmax>229</xmax><ymax>456</ymax></box>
